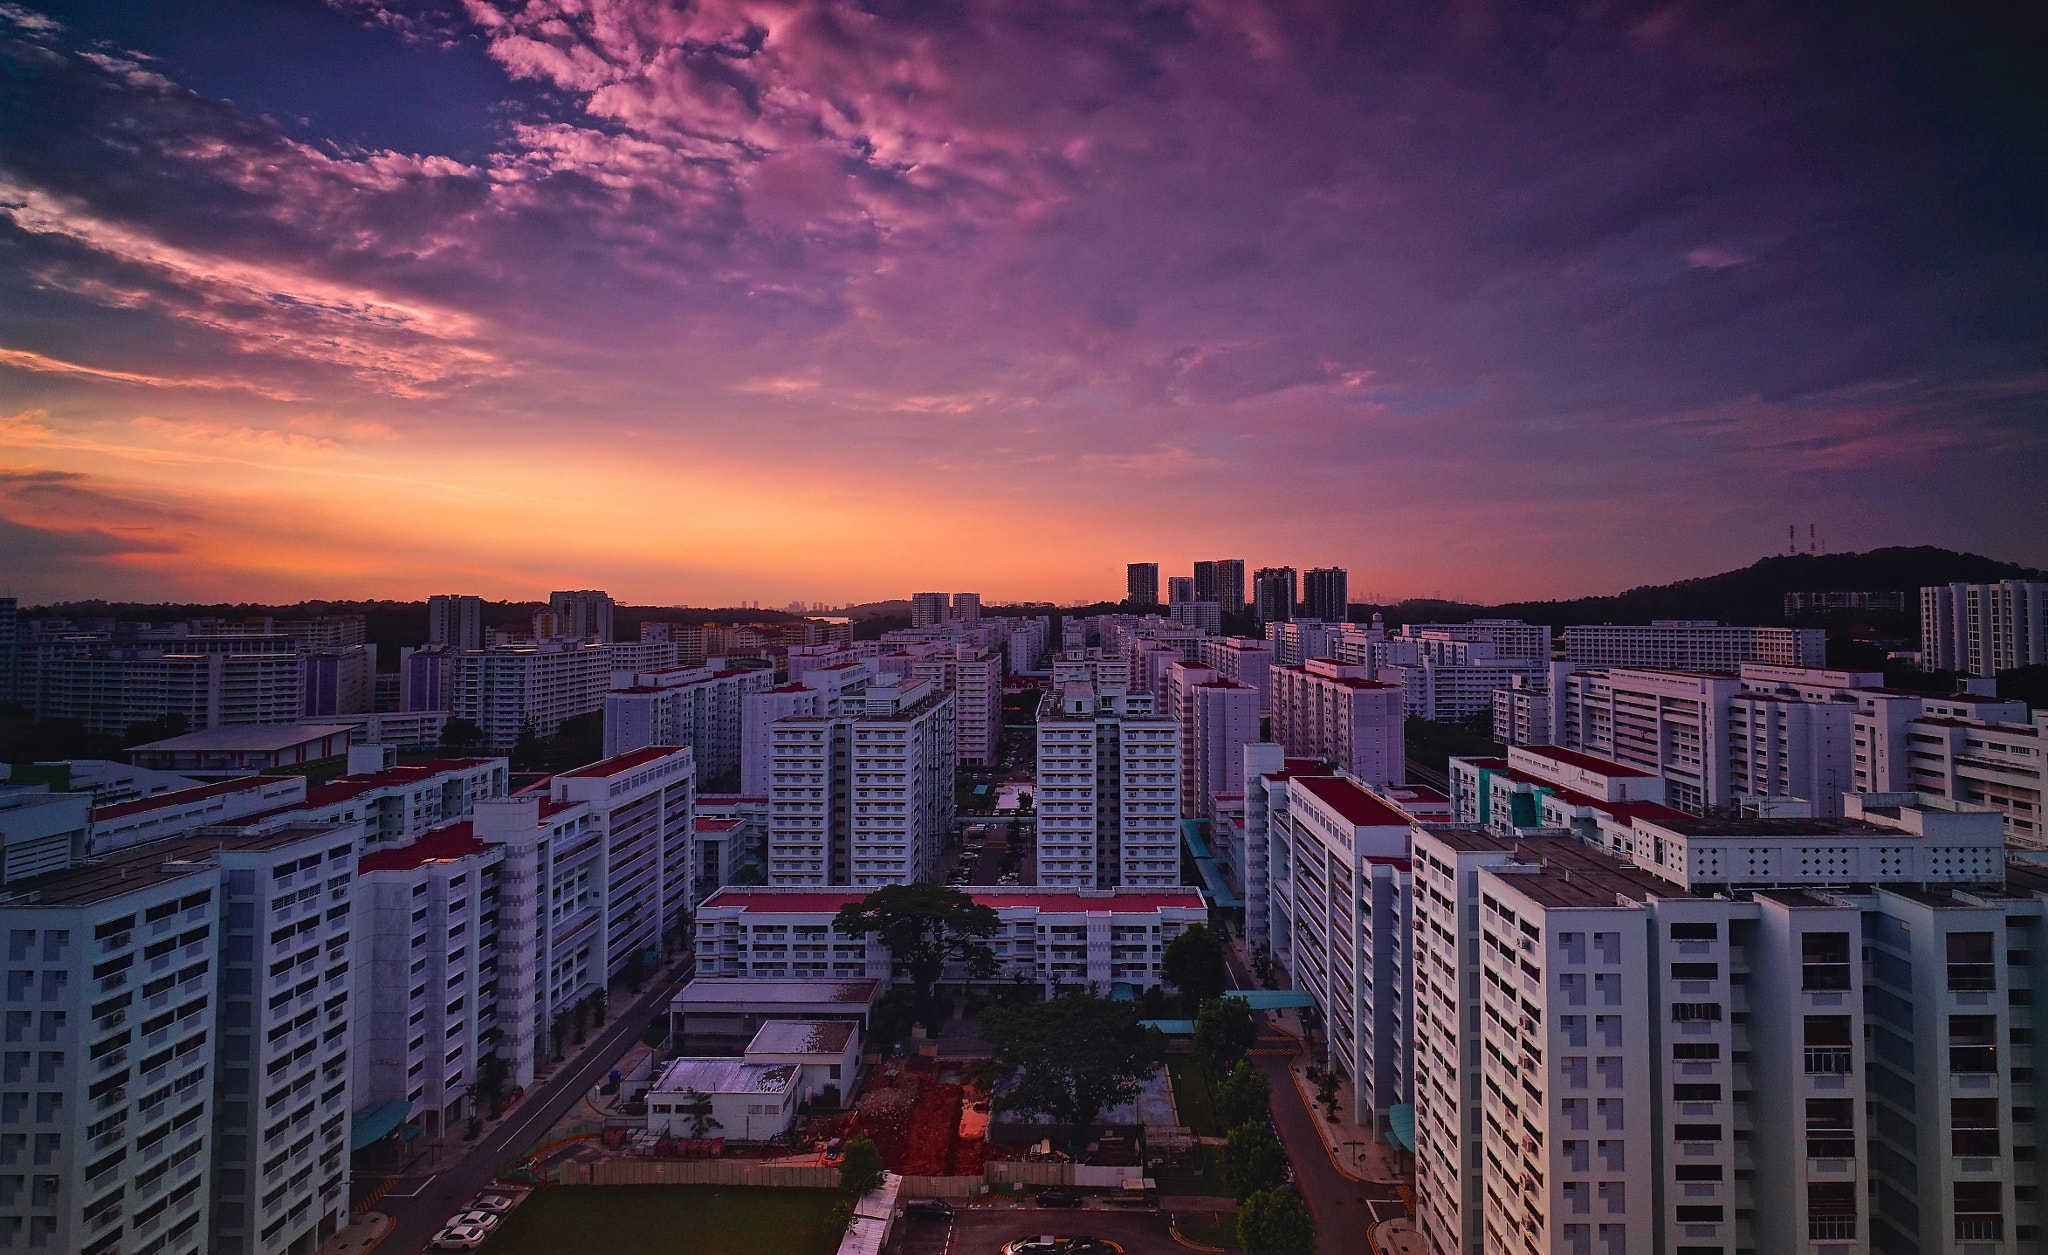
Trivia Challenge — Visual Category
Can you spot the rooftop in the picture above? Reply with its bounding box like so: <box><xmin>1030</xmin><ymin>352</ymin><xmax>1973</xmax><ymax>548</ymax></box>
<box><xmin>650</xmin><ymin>1057</ymin><xmax>799</xmax><ymax>1096</ymax></box>
<box><xmin>358</xmin><ymin>824</ymin><xmax>499</xmax><ymax>874</ymax></box>
<box><xmin>558</xmin><ymin>745</ymin><xmax>689</xmax><ymax>778</ymax></box>
<box><xmin>1293</xmin><ymin>775</ymin><xmax>1412</xmax><ymax>829</ymax></box>
<box><xmin>90</xmin><ymin>774</ymin><xmax>277</xmax><ymax>822</ymax></box>
<box><xmin>745</xmin><ymin>1019</ymin><xmax>857</xmax><ymax>1056</ymax></box>
<box><xmin>1647</xmin><ymin>814</ymin><xmax>1895</xmax><ymax>839</ymax></box>
<box><xmin>698</xmin><ymin>886</ymin><xmax>1207</xmax><ymax>915</ymax></box>
<box><xmin>1414</xmin><ymin>823</ymin><xmax>1520</xmax><ymax>853</ymax></box>
<box><xmin>674</xmin><ymin>977</ymin><xmax>882</xmax><ymax>1007</ymax></box>
<box><xmin>129</xmin><ymin>724</ymin><xmax>357</xmax><ymax>754</ymax></box>
<box><xmin>1490</xmin><ymin>837</ymin><xmax>1672</xmax><ymax>910</ymax></box>
<box><xmin>1519</xmin><ymin>746</ymin><xmax>1657</xmax><ymax>778</ymax></box>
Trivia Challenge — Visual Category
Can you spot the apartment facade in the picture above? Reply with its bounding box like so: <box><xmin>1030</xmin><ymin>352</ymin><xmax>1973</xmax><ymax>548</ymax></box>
<box><xmin>451</xmin><ymin>642</ymin><xmax>615</xmax><ymax>748</ymax></box>
<box><xmin>1034</xmin><ymin>680</ymin><xmax>1181</xmax><ymax>888</ymax></box>
<box><xmin>1922</xmin><ymin>581</ymin><xmax>2048</xmax><ymax>676</ymax></box>
<box><xmin>912</xmin><ymin>645</ymin><xmax>1002</xmax><ymax>768</ymax></box>
<box><xmin>692</xmin><ymin>886</ymin><xmax>1206</xmax><ymax>995</ymax></box>
<box><xmin>1269</xmin><ymin>659</ymin><xmax>1404</xmax><ymax>791</ymax></box>
<box><xmin>1561</xmin><ymin>623</ymin><xmax>1827</xmax><ymax>671</ymax></box>
<box><xmin>765</xmin><ymin>681</ymin><xmax>956</xmax><ymax>887</ymax></box>
<box><xmin>1303</xmin><ymin>568</ymin><xmax>1349</xmax><ymax>624</ymax></box>
<box><xmin>604</xmin><ymin>663</ymin><xmax>777</xmax><ymax>779</ymax></box>
<box><xmin>1127</xmin><ymin>563</ymin><xmax>1160</xmax><ymax>607</ymax></box>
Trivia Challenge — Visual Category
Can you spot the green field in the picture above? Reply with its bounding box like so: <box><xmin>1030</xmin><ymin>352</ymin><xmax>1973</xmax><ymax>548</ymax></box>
<box><xmin>1167</xmin><ymin>1056</ymin><xmax>1222</xmax><ymax>1137</ymax></box>
<box><xmin>483</xmin><ymin>1185</ymin><xmax>847</xmax><ymax>1255</ymax></box>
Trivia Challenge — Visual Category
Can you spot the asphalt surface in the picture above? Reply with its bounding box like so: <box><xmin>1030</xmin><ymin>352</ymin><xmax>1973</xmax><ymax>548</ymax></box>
<box><xmin>899</xmin><ymin>1206</ymin><xmax>1187</xmax><ymax>1255</ymax></box>
<box><xmin>376</xmin><ymin>965</ymin><xmax>690</xmax><ymax>1253</ymax></box>
<box><xmin>1222</xmin><ymin>939</ymin><xmax>1405</xmax><ymax>1255</ymax></box>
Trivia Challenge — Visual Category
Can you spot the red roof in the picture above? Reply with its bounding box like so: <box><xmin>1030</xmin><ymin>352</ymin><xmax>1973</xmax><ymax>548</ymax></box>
<box><xmin>559</xmin><ymin>746</ymin><xmax>689</xmax><ymax>778</ymax></box>
<box><xmin>538</xmin><ymin>799</ymin><xmax>581</xmax><ymax>818</ymax></box>
<box><xmin>1292</xmin><ymin>776</ymin><xmax>1413</xmax><ymax>828</ymax></box>
<box><xmin>700</xmin><ymin>888</ymin><xmax>1207</xmax><ymax>915</ymax></box>
<box><xmin>696</xmin><ymin>817</ymin><xmax>742</xmax><ymax>832</ymax></box>
<box><xmin>358</xmin><ymin>824</ymin><xmax>498</xmax><ymax>873</ymax></box>
<box><xmin>91</xmin><ymin>775</ymin><xmax>279</xmax><ymax>822</ymax></box>
<box><xmin>1521</xmin><ymin>746</ymin><xmax>1656</xmax><ymax>778</ymax></box>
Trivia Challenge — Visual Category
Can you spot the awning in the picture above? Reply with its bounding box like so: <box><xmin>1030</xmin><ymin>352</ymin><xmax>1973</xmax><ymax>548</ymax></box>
<box><xmin>350</xmin><ymin>1100</ymin><xmax>413</xmax><ymax>1151</ymax></box>
<box><xmin>1387</xmin><ymin>1103</ymin><xmax>1416</xmax><ymax>1154</ymax></box>
<box><xmin>1222</xmin><ymin>990</ymin><xmax>1315</xmax><ymax>1010</ymax></box>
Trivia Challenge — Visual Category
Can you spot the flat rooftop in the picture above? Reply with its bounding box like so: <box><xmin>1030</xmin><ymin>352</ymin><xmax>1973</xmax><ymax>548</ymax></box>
<box><xmin>1647</xmin><ymin>814</ymin><xmax>1896</xmax><ymax>839</ymax></box>
<box><xmin>699</xmin><ymin>887</ymin><xmax>1207</xmax><ymax>914</ymax></box>
<box><xmin>1490</xmin><ymin>837</ymin><xmax>1672</xmax><ymax>910</ymax></box>
<box><xmin>1414</xmin><ymin>823</ymin><xmax>1520</xmax><ymax>853</ymax></box>
<box><xmin>91</xmin><ymin>774</ymin><xmax>276</xmax><ymax>821</ymax></box>
<box><xmin>358</xmin><ymin>824</ymin><xmax>499</xmax><ymax>874</ymax></box>
<box><xmin>557</xmin><ymin>745</ymin><xmax>689</xmax><ymax>778</ymax></box>
<box><xmin>1</xmin><ymin>822</ymin><xmax>353</xmax><ymax>907</ymax></box>
<box><xmin>129</xmin><ymin>724</ymin><xmax>357</xmax><ymax>753</ymax></box>
<box><xmin>651</xmin><ymin>1057</ymin><xmax>798</xmax><ymax>1095</ymax></box>
<box><xmin>746</xmin><ymin>1019</ymin><xmax>857</xmax><ymax>1055</ymax></box>
<box><xmin>674</xmin><ymin>977</ymin><xmax>882</xmax><ymax>1007</ymax></box>
<box><xmin>1293</xmin><ymin>775</ymin><xmax>1412</xmax><ymax>829</ymax></box>
<box><xmin>1519</xmin><ymin>746</ymin><xmax>1657</xmax><ymax>778</ymax></box>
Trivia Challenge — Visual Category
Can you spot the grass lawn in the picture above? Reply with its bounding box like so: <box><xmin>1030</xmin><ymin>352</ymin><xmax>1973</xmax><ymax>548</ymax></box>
<box><xmin>483</xmin><ymin>1185</ymin><xmax>847</xmax><ymax>1255</ymax></box>
<box><xmin>1168</xmin><ymin>1056</ymin><xmax>1223</xmax><ymax>1137</ymax></box>
<box><xmin>1151</xmin><ymin>1143</ymin><xmax>1226</xmax><ymax>1198</ymax></box>
<box><xmin>1172</xmin><ymin>1210</ymin><xmax>1243</xmax><ymax>1251</ymax></box>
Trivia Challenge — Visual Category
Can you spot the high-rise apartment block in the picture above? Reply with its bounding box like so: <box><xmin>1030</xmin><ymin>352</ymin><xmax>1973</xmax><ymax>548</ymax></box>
<box><xmin>1127</xmin><ymin>563</ymin><xmax>1160</xmax><ymax>607</ymax></box>
<box><xmin>605</xmin><ymin>663</ymin><xmax>777</xmax><ymax>780</ymax></box>
<box><xmin>426</xmin><ymin>594</ymin><xmax>483</xmax><ymax>651</ymax></box>
<box><xmin>1253</xmin><ymin>567</ymin><xmax>1298</xmax><ymax>624</ymax></box>
<box><xmin>546</xmin><ymin>590</ymin><xmax>615</xmax><ymax>643</ymax></box>
<box><xmin>739</xmin><ymin>664</ymin><xmax>874</xmax><ymax>796</ymax></box>
<box><xmin>1302</xmin><ymin>567</ymin><xmax>1349</xmax><ymax>624</ymax></box>
<box><xmin>909</xmin><ymin>593</ymin><xmax>951</xmax><ymax>628</ymax></box>
<box><xmin>950</xmin><ymin>593</ymin><xmax>981</xmax><ymax>622</ymax></box>
<box><xmin>1194</xmin><ymin>636</ymin><xmax>1275</xmax><ymax>715</ymax></box>
<box><xmin>765</xmin><ymin>679</ymin><xmax>955</xmax><ymax>886</ymax></box>
<box><xmin>1193</xmin><ymin>560</ymin><xmax>1247</xmax><ymax>614</ymax></box>
<box><xmin>1562</xmin><ymin>621</ymin><xmax>1826</xmax><ymax>670</ymax></box>
<box><xmin>1035</xmin><ymin>675</ymin><xmax>1181</xmax><ymax>888</ymax></box>
<box><xmin>1167</xmin><ymin>576</ymin><xmax>1195</xmax><ymax>604</ymax></box>
<box><xmin>913</xmin><ymin>645</ymin><xmax>1002</xmax><ymax>767</ymax></box>
<box><xmin>1922</xmin><ymin>580</ymin><xmax>2048</xmax><ymax>676</ymax></box>
<box><xmin>1267</xmin><ymin>618</ymin><xmax>1340</xmax><ymax>667</ymax></box>
<box><xmin>1268</xmin><ymin>659</ymin><xmax>1404</xmax><ymax>790</ymax></box>
<box><xmin>451</xmin><ymin>640</ymin><xmax>614</xmax><ymax>748</ymax></box>
<box><xmin>1166</xmin><ymin>662</ymin><xmax>1260</xmax><ymax>820</ymax></box>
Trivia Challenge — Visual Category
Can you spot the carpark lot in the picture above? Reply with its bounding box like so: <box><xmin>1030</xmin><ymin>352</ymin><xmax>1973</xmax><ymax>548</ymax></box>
<box><xmin>896</xmin><ymin>1204</ymin><xmax>1188</xmax><ymax>1255</ymax></box>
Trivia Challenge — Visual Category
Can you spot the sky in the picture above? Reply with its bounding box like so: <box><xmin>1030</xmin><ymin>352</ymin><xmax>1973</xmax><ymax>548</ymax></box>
<box><xmin>0</xmin><ymin>0</ymin><xmax>2043</xmax><ymax>609</ymax></box>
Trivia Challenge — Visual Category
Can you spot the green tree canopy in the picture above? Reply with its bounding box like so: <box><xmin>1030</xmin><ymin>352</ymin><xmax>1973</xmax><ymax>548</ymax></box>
<box><xmin>1162</xmin><ymin>924</ymin><xmax>1231</xmax><ymax>1008</ymax></box>
<box><xmin>1238</xmin><ymin>1185</ymin><xmax>1316</xmax><ymax>1255</ymax></box>
<box><xmin>1194</xmin><ymin>996</ymin><xmax>1258</xmax><ymax>1072</ymax></box>
<box><xmin>1217</xmin><ymin>1059</ymin><xmax>1272</xmax><ymax>1130</ymax></box>
<box><xmin>1222</xmin><ymin>1119</ymin><xmax>1290</xmax><ymax>1201</ymax></box>
<box><xmin>833</xmin><ymin>883</ymin><xmax>999</xmax><ymax>1025</ymax></box>
<box><xmin>839</xmin><ymin>1134</ymin><xmax>884</xmax><ymax>1197</ymax></box>
<box><xmin>979</xmin><ymin>995</ymin><xmax>1163</xmax><ymax>1132</ymax></box>
<box><xmin>440</xmin><ymin>717</ymin><xmax>485</xmax><ymax>749</ymax></box>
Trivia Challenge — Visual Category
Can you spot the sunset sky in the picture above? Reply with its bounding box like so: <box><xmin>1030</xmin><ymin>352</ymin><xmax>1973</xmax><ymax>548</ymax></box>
<box><xmin>1</xmin><ymin>1</ymin><xmax>2042</xmax><ymax>608</ymax></box>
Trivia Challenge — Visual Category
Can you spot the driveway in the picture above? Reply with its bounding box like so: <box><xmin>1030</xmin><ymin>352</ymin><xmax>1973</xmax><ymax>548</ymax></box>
<box><xmin>896</xmin><ymin>1205</ymin><xmax>1188</xmax><ymax>1255</ymax></box>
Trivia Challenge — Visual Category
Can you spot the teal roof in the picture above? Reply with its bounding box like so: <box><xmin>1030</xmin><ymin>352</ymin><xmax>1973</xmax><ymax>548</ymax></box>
<box><xmin>350</xmin><ymin>1099</ymin><xmax>413</xmax><ymax>1151</ymax></box>
<box><xmin>1180</xmin><ymin>818</ymin><xmax>1212</xmax><ymax>859</ymax></box>
<box><xmin>1223</xmin><ymin>989</ymin><xmax>1315</xmax><ymax>1010</ymax></box>
<box><xmin>1139</xmin><ymin>1019</ymin><xmax>1197</xmax><ymax>1034</ymax></box>
<box><xmin>1388</xmin><ymin>1103</ymin><xmax>1416</xmax><ymax>1153</ymax></box>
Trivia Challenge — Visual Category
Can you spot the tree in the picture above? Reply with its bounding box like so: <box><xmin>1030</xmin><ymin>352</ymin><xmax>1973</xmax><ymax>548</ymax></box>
<box><xmin>440</xmin><ymin>717</ymin><xmax>485</xmax><ymax>750</ymax></box>
<box><xmin>839</xmin><ymin>1134</ymin><xmax>884</xmax><ymax>1197</ymax></box>
<box><xmin>1222</xmin><ymin>1120</ymin><xmax>1291</xmax><ymax>1201</ymax></box>
<box><xmin>571</xmin><ymin>996</ymin><xmax>590</xmax><ymax>1045</ymax></box>
<box><xmin>1194</xmin><ymin>996</ymin><xmax>1258</xmax><ymax>1072</ymax></box>
<box><xmin>1218</xmin><ymin>1059</ymin><xmax>1272</xmax><ymax>1130</ymax></box>
<box><xmin>677</xmin><ymin>1087</ymin><xmax>722</xmax><ymax>1139</ymax></box>
<box><xmin>623</xmin><ymin>949</ymin><xmax>650</xmax><ymax>995</ymax></box>
<box><xmin>1162</xmin><ymin>925</ymin><xmax>1230</xmax><ymax>1008</ymax></box>
<box><xmin>1316</xmin><ymin>1070</ymin><xmax>1341</xmax><ymax>1122</ymax></box>
<box><xmin>1237</xmin><ymin>1186</ymin><xmax>1316</xmax><ymax>1255</ymax></box>
<box><xmin>476</xmin><ymin>1053</ymin><xmax>510</xmax><ymax>1114</ymax></box>
<box><xmin>833</xmin><ymin>883</ymin><xmax>999</xmax><ymax>1026</ymax></box>
<box><xmin>1999</xmin><ymin>664</ymin><xmax>2048</xmax><ymax>710</ymax></box>
<box><xmin>593</xmin><ymin>989</ymin><xmax>607</xmax><ymax>1028</ymax></box>
<box><xmin>550</xmin><ymin>1011</ymin><xmax>569</xmax><ymax>1061</ymax></box>
<box><xmin>979</xmin><ymin>995</ymin><xmax>1163</xmax><ymax>1133</ymax></box>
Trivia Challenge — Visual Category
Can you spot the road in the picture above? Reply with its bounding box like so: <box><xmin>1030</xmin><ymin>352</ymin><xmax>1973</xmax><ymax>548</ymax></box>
<box><xmin>1222</xmin><ymin>938</ymin><xmax>1406</xmax><ymax>1254</ymax></box>
<box><xmin>377</xmin><ymin>967</ymin><xmax>689</xmax><ymax>1253</ymax></box>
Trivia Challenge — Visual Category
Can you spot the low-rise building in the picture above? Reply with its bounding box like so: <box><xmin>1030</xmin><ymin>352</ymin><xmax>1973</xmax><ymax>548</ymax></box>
<box><xmin>126</xmin><ymin>725</ymin><xmax>356</xmax><ymax>778</ymax></box>
<box><xmin>645</xmin><ymin>1057</ymin><xmax>800</xmax><ymax>1142</ymax></box>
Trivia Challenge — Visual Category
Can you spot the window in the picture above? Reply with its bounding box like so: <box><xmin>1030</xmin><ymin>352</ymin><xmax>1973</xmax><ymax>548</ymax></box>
<box><xmin>1800</xmin><ymin>933</ymin><xmax>1851</xmax><ymax>990</ymax></box>
<box><xmin>1954</xmin><ymin>1181</ymin><xmax>2002</xmax><ymax>1240</ymax></box>
<box><xmin>1806</xmin><ymin>1099</ymin><xmax>1855</xmax><ymax>1158</ymax></box>
<box><xmin>1672</xmin><ymin>1042</ymin><xmax>1720</xmax><ymax>1060</ymax></box>
<box><xmin>1809</xmin><ymin>1182</ymin><xmax>1857</xmax><ymax>1239</ymax></box>
<box><xmin>1803</xmin><ymin>1015</ymin><xmax>1853</xmax><ymax>1074</ymax></box>
<box><xmin>1670</xmin><ymin>922</ymin><xmax>1717</xmax><ymax>941</ymax></box>
<box><xmin>1671</xmin><ymin>963</ymin><xmax>1718</xmax><ymax>981</ymax></box>
<box><xmin>1952</xmin><ymin>1098</ymin><xmax>2000</xmax><ymax>1156</ymax></box>
<box><xmin>1673</xmin><ymin>1084</ymin><xmax>1721</xmax><ymax>1102</ymax></box>
<box><xmin>1673</xmin><ymin>1164</ymin><xmax>1723</xmax><ymax>1181</ymax></box>
<box><xmin>1673</xmin><ymin>1124</ymin><xmax>1722</xmax><ymax>1142</ymax></box>
<box><xmin>1948</xmin><ymin>932</ymin><xmax>1997</xmax><ymax>991</ymax></box>
<box><xmin>1951</xmin><ymin>1015</ymin><xmax>1999</xmax><ymax>1074</ymax></box>
<box><xmin>1671</xmin><ymin>1003</ymin><xmax>1722</xmax><ymax>1022</ymax></box>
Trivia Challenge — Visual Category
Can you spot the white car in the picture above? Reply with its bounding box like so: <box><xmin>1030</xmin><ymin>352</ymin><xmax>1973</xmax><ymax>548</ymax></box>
<box><xmin>468</xmin><ymin>1194</ymin><xmax>517</xmax><ymax>1214</ymax></box>
<box><xmin>430</xmin><ymin>1225</ymin><xmax>490</xmax><ymax>1251</ymax></box>
<box><xmin>447</xmin><ymin>1211</ymin><xmax>501</xmax><ymax>1230</ymax></box>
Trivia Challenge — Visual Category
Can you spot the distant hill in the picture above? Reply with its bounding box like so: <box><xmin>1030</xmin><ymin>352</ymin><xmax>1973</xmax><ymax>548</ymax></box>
<box><xmin>1368</xmin><ymin>547</ymin><xmax>2043</xmax><ymax>632</ymax></box>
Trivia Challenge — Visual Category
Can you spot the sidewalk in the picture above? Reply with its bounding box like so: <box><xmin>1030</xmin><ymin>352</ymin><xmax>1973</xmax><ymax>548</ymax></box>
<box><xmin>1373</xmin><ymin>1215</ymin><xmax>1424</xmax><ymax>1255</ymax></box>
<box><xmin>317</xmin><ymin>1211</ymin><xmax>391</xmax><ymax>1255</ymax></box>
<box><xmin>1252</xmin><ymin>990</ymin><xmax>1409</xmax><ymax>1185</ymax></box>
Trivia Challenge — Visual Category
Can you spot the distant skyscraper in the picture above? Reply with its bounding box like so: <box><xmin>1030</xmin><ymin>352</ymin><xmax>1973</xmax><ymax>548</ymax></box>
<box><xmin>1127</xmin><ymin>562</ymin><xmax>1160</xmax><ymax>606</ymax></box>
<box><xmin>910</xmin><ymin>592</ymin><xmax>950</xmax><ymax>627</ymax></box>
<box><xmin>428</xmin><ymin>593</ymin><xmax>483</xmax><ymax>651</ymax></box>
<box><xmin>1253</xmin><ymin>566</ymin><xmax>1297</xmax><ymax>623</ymax></box>
<box><xmin>1193</xmin><ymin>559</ymin><xmax>1246</xmax><ymax>613</ymax></box>
<box><xmin>1303</xmin><ymin>567</ymin><xmax>1348</xmax><ymax>623</ymax></box>
<box><xmin>949</xmin><ymin>592</ymin><xmax>981</xmax><ymax>621</ymax></box>
<box><xmin>1167</xmin><ymin>576</ymin><xmax>1195</xmax><ymax>604</ymax></box>
<box><xmin>548</xmin><ymin>589</ymin><xmax>615</xmax><ymax>642</ymax></box>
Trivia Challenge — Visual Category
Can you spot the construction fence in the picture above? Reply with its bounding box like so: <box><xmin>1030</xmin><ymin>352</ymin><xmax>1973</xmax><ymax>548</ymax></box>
<box><xmin>559</xmin><ymin>1159</ymin><xmax>1135</xmax><ymax>1191</ymax></box>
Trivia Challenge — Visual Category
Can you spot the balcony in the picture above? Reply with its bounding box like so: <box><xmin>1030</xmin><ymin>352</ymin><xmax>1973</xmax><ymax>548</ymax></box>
<box><xmin>1804</xmin><ymin>1047</ymin><xmax>1853</xmax><ymax>1075</ymax></box>
<box><xmin>1954</xmin><ymin>1215</ymin><xmax>2004</xmax><ymax>1241</ymax></box>
<box><xmin>1950</xmin><ymin>1045</ymin><xmax>1999</xmax><ymax>1074</ymax></box>
<box><xmin>1808</xmin><ymin>1216</ymin><xmax>1856</xmax><ymax>1240</ymax></box>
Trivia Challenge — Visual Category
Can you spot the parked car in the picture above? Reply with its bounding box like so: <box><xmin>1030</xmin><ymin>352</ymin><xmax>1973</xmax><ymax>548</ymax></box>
<box><xmin>903</xmin><ymin>1198</ymin><xmax>954</xmax><ymax>1220</ymax></box>
<box><xmin>446</xmin><ymin>1211</ymin><xmax>501</xmax><ymax>1231</ymax></box>
<box><xmin>430</xmin><ymin>1225</ymin><xmax>490</xmax><ymax>1251</ymax></box>
<box><xmin>1035</xmin><ymin>1187</ymin><xmax>1083</xmax><ymax>1208</ymax></box>
<box><xmin>468</xmin><ymin>1195</ymin><xmax>517</xmax><ymax>1214</ymax></box>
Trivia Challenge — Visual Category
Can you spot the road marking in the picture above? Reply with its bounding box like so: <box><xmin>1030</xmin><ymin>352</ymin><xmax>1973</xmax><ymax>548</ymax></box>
<box><xmin>379</xmin><ymin>1176</ymin><xmax>437</xmax><ymax>1199</ymax></box>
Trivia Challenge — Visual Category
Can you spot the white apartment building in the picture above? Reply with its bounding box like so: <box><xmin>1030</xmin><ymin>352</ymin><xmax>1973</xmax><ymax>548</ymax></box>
<box><xmin>909</xmin><ymin>593</ymin><xmax>950</xmax><ymax>628</ymax></box>
<box><xmin>1164</xmin><ymin>663</ymin><xmax>1260</xmax><ymax>821</ymax></box>
<box><xmin>1269</xmin><ymin>659</ymin><xmax>1404</xmax><ymax>791</ymax></box>
<box><xmin>1264</xmin><ymin>775</ymin><xmax>1416</xmax><ymax>1135</ymax></box>
<box><xmin>913</xmin><ymin>646</ymin><xmax>1002</xmax><ymax>768</ymax></box>
<box><xmin>1403</xmin><ymin>619</ymin><xmax>1554</xmax><ymax>661</ymax></box>
<box><xmin>604</xmin><ymin>663</ymin><xmax>777</xmax><ymax>779</ymax></box>
<box><xmin>949</xmin><ymin>593</ymin><xmax>981</xmax><ymax>622</ymax></box>
<box><xmin>739</xmin><ymin>665</ymin><xmax>873</xmax><ymax>797</ymax></box>
<box><xmin>1561</xmin><ymin>622</ymin><xmax>1827</xmax><ymax>670</ymax></box>
<box><xmin>1855</xmin><ymin>707</ymin><xmax>2048</xmax><ymax>843</ymax></box>
<box><xmin>1194</xmin><ymin>636</ymin><xmax>1274</xmax><ymax>715</ymax></box>
<box><xmin>692</xmin><ymin>886</ymin><xmax>1207</xmax><ymax>996</ymax></box>
<box><xmin>1034</xmin><ymin>680</ymin><xmax>1181</xmax><ymax>888</ymax></box>
<box><xmin>765</xmin><ymin>681</ymin><xmax>956</xmax><ymax>887</ymax></box>
<box><xmin>547</xmin><ymin>590</ymin><xmax>615</xmax><ymax>643</ymax></box>
<box><xmin>1003</xmin><ymin>617</ymin><xmax>1052</xmax><ymax>676</ymax></box>
<box><xmin>41</xmin><ymin>646</ymin><xmax>304</xmax><ymax>737</ymax></box>
<box><xmin>1168</xmin><ymin>601</ymin><xmax>1223</xmax><ymax>634</ymax></box>
<box><xmin>1922</xmin><ymin>581</ymin><xmax>2048</xmax><ymax>677</ymax></box>
<box><xmin>451</xmin><ymin>641</ymin><xmax>614</xmax><ymax>748</ymax></box>
<box><xmin>1267</xmin><ymin>619</ymin><xmax>1340</xmax><ymax>667</ymax></box>
<box><xmin>426</xmin><ymin>595</ymin><xmax>483</xmax><ymax>652</ymax></box>
<box><xmin>352</xmin><ymin>828</ymin><xmax>505</xmax><ymax>1139</ymax></box>
<box><xmin>88</xmin><ymin>777</ymin><xmax>310</xmax><ymax>854</ymax></box>
<box><xmin>1414</xmin><ymin>790</ymin><xmax>2046</xmax><ymax>1255</ymax></box>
